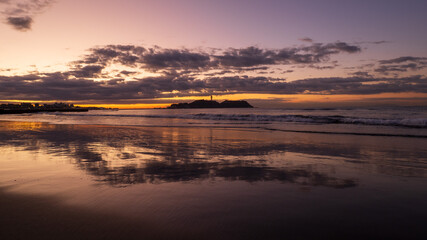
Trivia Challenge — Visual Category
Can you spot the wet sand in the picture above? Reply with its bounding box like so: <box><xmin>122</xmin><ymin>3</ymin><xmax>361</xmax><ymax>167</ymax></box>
<box><xmin>0</xmin><ymin>121</ymin><xmax>426</xmax><ymax>239</ymax></box>
<box><xmin>1</xmin><ymin>186</ymin><xmax>425</xmax><ymax>240</ymax></box>
<box><xmin>0</xmin><ymin>188</ymin><xmax>196</xmax><ymax>240</ymax></box>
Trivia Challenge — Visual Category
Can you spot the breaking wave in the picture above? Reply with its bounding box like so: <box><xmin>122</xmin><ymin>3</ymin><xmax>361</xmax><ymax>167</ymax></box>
<box><xmin>52</xmin><ymin>112</ymin><xmax>427</xmax><ymax>128</ymax></box>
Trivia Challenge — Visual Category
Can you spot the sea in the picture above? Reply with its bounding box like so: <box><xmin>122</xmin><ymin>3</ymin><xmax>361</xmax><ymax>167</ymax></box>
<box><xmin>1</xmin><ymin>106</ymin><xmax>426</xmax><ymax>137</ymax></box>
<box><xmin>0</xmin><ymin>107</ymin><xmax>426</xmax><ymax>239</ymax></box>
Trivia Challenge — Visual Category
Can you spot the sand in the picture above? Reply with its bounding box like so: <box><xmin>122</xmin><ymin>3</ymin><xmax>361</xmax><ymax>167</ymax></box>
<box><xmin>0</xmin><ymin>121</ymin><xmax>426</xmax><ymax>239</ymax></box>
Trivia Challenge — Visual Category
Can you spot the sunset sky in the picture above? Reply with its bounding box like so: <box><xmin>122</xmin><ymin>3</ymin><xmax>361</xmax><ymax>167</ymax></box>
<box><xmin>1</xmin><ymin>0</ymin><xmax>426</xmax><ymax>108</ymax></box>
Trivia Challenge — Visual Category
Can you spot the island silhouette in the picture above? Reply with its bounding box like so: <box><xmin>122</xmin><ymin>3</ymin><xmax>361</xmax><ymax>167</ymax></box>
<box><xmin>167</xmin><ymin>100</ymin><xmax>253</xmax><ymax>109</ymax></box>
<box><xmin>0</xmin><ymin>102</ymin><xmax>115</xmax><ymax>114</ymax></box>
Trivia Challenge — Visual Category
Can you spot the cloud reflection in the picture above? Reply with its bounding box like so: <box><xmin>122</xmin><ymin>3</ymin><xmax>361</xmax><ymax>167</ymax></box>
<box><xmin>1</xmin><ymin>122</ymin><xmax>423</xmax><ymax>187</ymax></box>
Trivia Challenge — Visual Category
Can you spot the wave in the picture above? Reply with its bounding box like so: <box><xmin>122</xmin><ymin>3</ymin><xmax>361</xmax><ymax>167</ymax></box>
<box><xmin>49</xmin><ymin>112</ymin><xmax>427</xmax><ymax>128</ymax></box>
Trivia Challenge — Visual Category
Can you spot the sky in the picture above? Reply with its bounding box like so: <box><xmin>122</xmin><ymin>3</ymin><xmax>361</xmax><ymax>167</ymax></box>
<box><xmin>0</xmin><ymin>0</ymin><xmax>426</xmax><ymax>108</ymax></box>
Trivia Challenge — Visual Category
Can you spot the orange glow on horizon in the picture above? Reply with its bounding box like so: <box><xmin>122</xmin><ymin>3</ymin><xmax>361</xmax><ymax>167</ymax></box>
<box><xmin>2</xmin><ymin>92</ymin><xmax>426</xmax><ymax>109</ymax></box>
<box><xmin>76</xmin><ymin>103</ymin><xmax>171</xmax><ymax>109</ymax></box>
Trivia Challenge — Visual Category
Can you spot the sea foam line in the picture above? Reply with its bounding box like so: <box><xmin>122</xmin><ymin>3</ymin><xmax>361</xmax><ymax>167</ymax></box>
<box><xmin>49</xmin><ymin>112</ymin><xmax>427</xmax><ymax>128</ymax></box>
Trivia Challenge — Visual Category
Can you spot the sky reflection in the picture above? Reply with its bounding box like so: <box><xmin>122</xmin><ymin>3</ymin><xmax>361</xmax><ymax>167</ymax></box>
<box><xmin>1</xmin><ymin>121</ymin><xmax>427</xmax><ymax>240</ymax></box>
<box><xmin>1</xmin><ymin>121</ymin><xmax>426</xmax><ymax>188</ymax></box>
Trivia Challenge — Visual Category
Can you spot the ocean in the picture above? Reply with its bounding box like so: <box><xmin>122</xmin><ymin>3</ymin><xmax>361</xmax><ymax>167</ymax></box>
<box><xmin>1</xmin><ymin>106</ymin><xmax>426</xmax><ymax>136</ymax></box>
<box><xmin>0</xmin><ymin>107</ymin><xmax>426</xmax><ymax>239</ymax></box>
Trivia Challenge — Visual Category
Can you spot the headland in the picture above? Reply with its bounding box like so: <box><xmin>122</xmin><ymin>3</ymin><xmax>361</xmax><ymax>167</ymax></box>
<box><xmin>167</xmin><ymin>100</ymin><xmax>253</xmax><ymax>109</ymax></box>
<box><xmin>0</xmin><ymin>102</ymin><xmax>110</xmax><ymax>114</ymax></box>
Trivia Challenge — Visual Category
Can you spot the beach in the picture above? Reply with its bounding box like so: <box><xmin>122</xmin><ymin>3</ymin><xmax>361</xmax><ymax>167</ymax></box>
<box><xmin>0</xmin><ymin>109</ymin><xmax>426</xmax><ymax>239</ymax></box>
<box><xmin>2</xmin><ymin>0</ymin><xmax>427</xmax><ymax>239</ymax></box>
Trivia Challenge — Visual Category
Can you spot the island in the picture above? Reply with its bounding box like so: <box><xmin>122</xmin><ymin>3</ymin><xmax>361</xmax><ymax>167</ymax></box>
<box><xmin>167</xmin><ymin>100</ymin><xmax>253</xmax><ymax>109</ymax></box>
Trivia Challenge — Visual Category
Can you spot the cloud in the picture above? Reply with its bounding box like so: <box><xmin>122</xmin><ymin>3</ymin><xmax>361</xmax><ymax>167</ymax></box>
<box><xmin>379</xmin><ymin>56</ymin><xmax>427</xmax><ymax>64</ymax></box>
<box><xmin>375</xmin><ymin>56</ymin><xmax>427</xmax><ymax>75</ymax></box>
<box><xmin>371</xmin><ymin>40</ymin><xmax>390</xmax><ymax>44</ymax></box>
<box><xmin>69</xmin><ymin>65</ymin><xmax>105</xmax><ymax>78</ymax></box>
<box><xmin>375</xmin><ymin>63</ymin><xmax>421</xmax><ymax>75</ymax></box>
<box><xmin>306</xmin><ymin>61</ymin><xmax>339</xmax><ymax>70</ymax></box>
<box><xmin>142</xmin><ymin>48</ymin><xmax>211</xmax><ymax>71</ymax></box>
<box><xmin>215</xmin><ymin>42</ymin><xmax>361</xmax><ymax>68</ymax></box>
<box><xmin>1</xmin><ymin>0</ymin><xmax>55</xmax><ymax>31</ymax></box>
<box><xmin>215</xmin><ymin>47</ymin><xmax>276</xmax><ymax>67</ymax></box>
<box><xmin>202</xmin><ymin>76</ymin><xmax>426</xmax><ymax>95</ymax></box>
<box><xmin>275</xmin><ymin>42</ymin><xmax>361</xmax><ymax>64</ymax></box>
<box><xmin>0</xmin><ymin>42</ymin><xmax>424</xmax><ymax>103</ymax></box>
<box><xmin>356</xmin><ymin>40</ymin><xmax>390</xmax><ymax>45</ymax></box>
<box><xmin>6</xmin><ymin>16</ymin><xmax>32</xmax><ymax>30</ymax></box>
<box><xmin>351</xmin><ymin>71</ymin><xmax>374</xmax><ymax>78</ymax></box>
<box><xmin>299</xmin><ymin>37</ymin><xmax>313</xmax><ymax>43</ymax></box>
<box><xmin>119</xmin><ymin>70</ymin><xmax>137</xmax><ymax>76</ymax></box>
<box><xmin>0</xmin><ymin>70</ymin><xmax>425</xmax><ymax>102</ymax></box>
<box><xmin>74</xmin><ymin>42</ymin><xmax>361</xmax><ymax>76</ymax></box>
<box><xmin>350</xmin><ymin>56</ymin><xmax>427</xmax><ymax>77</ymax></box>
<box><xmin>78</xmin><ymin>45</ymin><xmax>211</xmax><ymax>71</ymax></box>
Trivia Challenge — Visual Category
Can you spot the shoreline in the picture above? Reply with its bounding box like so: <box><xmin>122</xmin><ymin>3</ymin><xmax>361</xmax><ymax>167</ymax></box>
<box><xmin>0</xmin><ymin>119</ymin><xmax>426</xmax><ymax>139</ymax></box>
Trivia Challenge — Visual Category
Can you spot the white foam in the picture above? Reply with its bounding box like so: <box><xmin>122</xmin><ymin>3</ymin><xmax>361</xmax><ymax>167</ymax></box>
<box><xmin>51</xmin><ymin>112</ymin><xmax>427</xmax><ymax>128</ymax></box>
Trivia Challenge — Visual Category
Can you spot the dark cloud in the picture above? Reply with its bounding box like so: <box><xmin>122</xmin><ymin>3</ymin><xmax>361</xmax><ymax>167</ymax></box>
<box><xmin>307</xmin><ymin>61</ymin><xmax>339</xmax><ymax>70</ymax></box>
<box><xmin>348</xmin><ymin>56</ymin><xmax>427</xmax><ymax>77</ymax></box>
<box><xmin>375</xmin><ymin>56</ymin><xmax>427</xmax><ymax>75</ymax></box>
<box><xmin>299</xmin><ymin>37</ymin><xmax>313</xmax><ymax>43</ymax></box>
<box><xmin>379</xmin><ymin>56</ymin><xmax>427</xmax><ymax>64</ymax></box>
<box><xmin>301</xmin><ymin>42</ymin><xmax>361</xmax><ymax>58</ymax></box>
<box><xmin>356</xmin><ymin>40</ymin><xmax>390</xmax><ymax>45</ymax></box>
<box><xmin>375</xmin><ymin>63</ymin><xmax>422</xmax><ymax>75</ymax></box>
<box><xmin>274</xmin><ymin>42</ymin><xmax>361</xmax><ymax>64</ymax></box>
<box><xmin>119</xmin><ymin>70</ymin><xmax>137</xmax><ymax>76</ymax></box>
<box><xmin>215</xmin><ymin>46</ymin><xmax>276</xmax><ymax>67</ymax></box>
<box><xmin>78</xmin><ymin>45</ymin><xmax>210</xmax><ymax>72</ymax></box>
<box><xmin>351</xmin><ymin>71</ymin><xmax>374</xmax><ymax>78</ymax></box>
<box><xmin>69</xmin><ymin>65</ymin><xmax>105</xmax><ymax>78</ymax></box>
<box><xmin>74</xmin><ymin>42</ymin><xmax>360</xmax><ymax>75</ymax></box>
<box><xmin>371</xmin><ymin>41</ymin><xmax>390</xmax><ymax>44</ymax></box>
<box><xmin>202</xmin><ymin>70</ymin><xmax>234</xmax><ymax>76</ymax></box>
<box><xmin>330</xmin><ymin>42</ymin><xmax>361</xmax><ymax>53</ymax></box>
<box><xmin>1</xmin><ymin>70</ymin><xmax>425</xmax><ymax>102</ymax></box>
<box><xmin>0</xmin><ymin>43</ymin><xmax>424</xmax><ymax>102</ymax></box>
<box><xmin>78</xmin><ymin>45</ymin><xmax>144</xmax><ymax>66</ymax></box>
<box><xmin>213</xmin><ymin>42</ymin><xmax>360</xmax><ymax>68</ymax></box>
<box><xmin>1</xmin><ymin>0</ymin><xmax>55</xmax><ymax>31</ymax></box>
<box><xmin>236</xmin><ymin>66</ymin><xmax>269</xmax><ymax>72</ymax></box>
<box><xmin>142</xmin><ymin>49</ymin><xmax>211</xmax><ymax>71</ymax></box>
<box><xmin>7</xmin><ymin>16</ymin><xmax>32</xmax><ymax>30</ymax></box>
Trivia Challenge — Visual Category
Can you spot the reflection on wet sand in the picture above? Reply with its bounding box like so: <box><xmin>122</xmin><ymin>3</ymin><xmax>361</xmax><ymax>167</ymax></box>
<box><xmin>0</xmin><ymin>121</ymin><xmax>356</xmax><ymax>188</ymax></box>
<box><xmin>1</xmin><ymin>121</ymin><xmax>427</xmax><ymax>240</ymax></box>
<box><xmin>1</xmin><ymin>121</ymin><xmax>426</xmax><ymax>187</ymax></box>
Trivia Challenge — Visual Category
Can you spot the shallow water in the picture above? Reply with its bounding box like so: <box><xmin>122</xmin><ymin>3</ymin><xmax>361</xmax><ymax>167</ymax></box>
<box><xmin>1</xmin><ymin>107</ymin><xmax>426</xmax><ymax>137</ymax></box>
<box><xmin>0</xmin><ymin>120</ymin><xmax>426</xmax><ymax>239</ymax></box>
